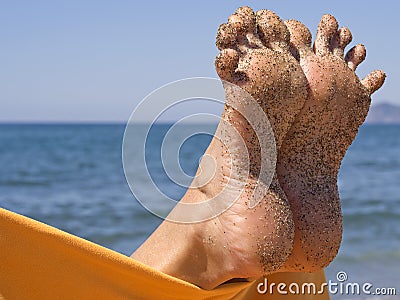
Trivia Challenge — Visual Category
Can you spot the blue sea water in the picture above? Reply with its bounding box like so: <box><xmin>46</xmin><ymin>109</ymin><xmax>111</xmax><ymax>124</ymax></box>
<box><xmin>0</xmin><ymin>124</ymin><xmax>399</xmax><ymax>299</ymax></box>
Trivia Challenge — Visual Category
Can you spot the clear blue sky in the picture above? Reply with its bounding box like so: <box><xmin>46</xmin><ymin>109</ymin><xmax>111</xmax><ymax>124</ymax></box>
<box><xmin>1</xmin><ymin>1</ymin><xmax>398</xmax><ymax>122</ymax></box>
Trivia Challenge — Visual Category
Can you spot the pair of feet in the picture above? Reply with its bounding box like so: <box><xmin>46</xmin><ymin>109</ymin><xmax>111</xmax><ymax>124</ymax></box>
<box><xmin>132</xmin><ymin>7</ymin><xmax>385</xmax><ymax>289</ymax></box>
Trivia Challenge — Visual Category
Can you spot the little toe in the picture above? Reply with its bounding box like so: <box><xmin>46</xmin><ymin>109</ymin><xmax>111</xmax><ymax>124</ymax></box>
<box><xmin>314</xmin><ymin>14</ymin><xmax>339</xmax><ymax>56</ymax></box>
<box><xmin>256</xmin><ymin>9</ymin><xmax>290</xmax><ymax>52</ymax></box>
<box><xmin>361</xmin><ymin>70</ymin><xmax>386</xmax><ymax>95</ymax></box>
<box><xmin>345</xmin><ymin>44</ymin><xmax>366</xmax><ymax>71</ymax></box>
<box><xmin>331</xmin><ymin>27</ymin><xmax>352</xmax><ymax>58</ymax></box>
<box><xmin>215</xmin><ymin>49</ymin><xmax>240</xmax><ymax>82</ymax></box>
<box><xmin>284</xmin><ymin>19</ymin><xmax>312</xmax><ymax>60</ymax></box>
<box><xmin>216</xmin><ymin>23</ymin><xmax>237</xmax><ymax>51</ymax></box>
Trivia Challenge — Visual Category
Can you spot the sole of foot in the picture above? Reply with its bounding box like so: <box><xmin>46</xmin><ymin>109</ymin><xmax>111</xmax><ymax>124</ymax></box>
<box><xmin>180</xmin><ymin>6</ymin><xmax>312</xmax><ymax>288</ymax></box>
<box><xmin>277</xmin><ymin>15</ymin><xmax>385</xmax><ymax>271</ymax></box>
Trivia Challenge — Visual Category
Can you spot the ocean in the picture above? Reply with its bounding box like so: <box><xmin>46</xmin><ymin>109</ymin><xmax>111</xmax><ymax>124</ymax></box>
<box><xmin>1</xmin><ymin>124</ymin><xmax>399</xmax><ymax>299</ymax></box>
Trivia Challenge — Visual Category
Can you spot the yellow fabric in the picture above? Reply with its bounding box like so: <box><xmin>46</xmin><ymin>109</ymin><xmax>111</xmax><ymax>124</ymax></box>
<box><xmin>0</xmin><ymin>208</ymin><xmax>330</xmax><ymax>299</ymax></box>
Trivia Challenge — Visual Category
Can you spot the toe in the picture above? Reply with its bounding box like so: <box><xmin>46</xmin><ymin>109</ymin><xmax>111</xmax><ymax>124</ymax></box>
<box><xmin>228</xmin><ymin>6</ymin><xmax>256</xmax><ymax>36</ymax></box>
<box><xmin>284</xmin><ymin>19</ymin><xmax>312</xmax><ymax>60</ymax></box>
<box><xmin>256</xmin><ymin>9</ymin><xmax>290</xmax><ymax>52</ymax></box>
<box><xmin>216</xmin><ymin>23</ymin><xmax>237</xmax><ymax>50</ymax></box>
<box><xmin>345</xmin><ymin>44</ymin><xmax>366</xmax><ymax>71</ymax></box>
<box><xmin>314</xmin><ymin>14</ymin><xmax>338</xmax><ymax>56</ymax></box>
<box><xmin>235</xmin><ymin>6</ymin><xmax>256</xmax><ymax>33</ymax></box>
<box><xmin>284</xmin><ymin>20</ymin><xmax>312</xmax><ymax>48</ymax></box>
<box><xmin>330</xmin><ymin>27</ymin><xmax>352</xmax><ymax>58</ymax></box>
<box><xmin>228</xmin><ymin>7</ymin><xmax>261</xmax><ymax>50</ymax></box>
<box><xmin>361</xmin><ymin>70</ymin><xmax>386</xmax><ymax>95</ymax></box>
<box><xmin>215</xmin><ymin>49</ymin><xmax>240</xmax><ymax>82</ymax></box>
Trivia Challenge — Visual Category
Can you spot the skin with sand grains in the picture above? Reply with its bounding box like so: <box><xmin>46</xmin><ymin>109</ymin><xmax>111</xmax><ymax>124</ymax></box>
<box><xmin>277</xmin><ymin>14</ymin><xmax>385</xmax><ymax>272</ymax></box>
<box><xmin>131</xmin><ymin>6</ymin><xmax>385</xmax><ymax>290</ymax></box>
<box><xmin>134</xmin><ymin>7</ymin><xmax>307</xmax><ymax>288</ymax></box>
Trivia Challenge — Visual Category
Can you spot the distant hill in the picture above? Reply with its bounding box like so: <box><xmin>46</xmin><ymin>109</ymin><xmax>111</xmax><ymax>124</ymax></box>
<box><xmin>365</xmin><ymin>103</ymin><xmax>400</xmax><ymax>124</ymax></box>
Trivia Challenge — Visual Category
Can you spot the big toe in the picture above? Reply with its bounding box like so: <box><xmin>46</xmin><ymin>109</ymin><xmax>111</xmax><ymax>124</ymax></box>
<box><xmin>314</xmin><ymin>14</ymin><xmax>338</xmax><ymax>56</ymax></box>
<box><xmin>284</xmin><ymin>19</ymin><xmax>312</xmax><ymax>60</ymax></box>
<box><xmin>256</xmin><ymin>9</ymin><xmax>290</xmax><ymax>52</ymax></box>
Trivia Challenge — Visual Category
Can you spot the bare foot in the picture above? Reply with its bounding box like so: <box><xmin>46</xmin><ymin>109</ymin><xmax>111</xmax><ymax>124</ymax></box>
<box><xmin>133</xmin><ymin>7</ymin><xmax>309</xmax><ymax>289</ymax></box>
<box><xmin>205</xmin><ymin>6</ymin><xmax>310</xmax><ymax>280</ymax></box>
<box><xmin>215</xmin><ymin>6</ymin><xmax>308</xmax><ymax>149</ymax></box>
<box><xmin>277</xmin><ymin>15</ymin><xmax>386</xmax><ymax>271</ymax></box>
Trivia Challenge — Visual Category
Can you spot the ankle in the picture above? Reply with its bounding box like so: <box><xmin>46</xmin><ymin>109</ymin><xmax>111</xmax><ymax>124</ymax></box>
<box><xmin>132</xmin><ymin>189</ymin><xmax>235</xmax><ymax>289</ymax></box>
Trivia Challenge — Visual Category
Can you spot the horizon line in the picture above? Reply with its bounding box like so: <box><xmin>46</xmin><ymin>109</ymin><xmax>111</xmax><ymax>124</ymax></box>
<box><xmin>0</xmin><ymin>121</ymin><xmax>220</xmax><ymax>125</ymax></box>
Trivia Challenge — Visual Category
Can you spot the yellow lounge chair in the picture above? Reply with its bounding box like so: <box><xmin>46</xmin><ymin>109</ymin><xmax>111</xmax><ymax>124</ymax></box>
<box><xmin>0</xmin><ymin>208</ymin><xmax>329</xmax><ymax>299</ymax></box>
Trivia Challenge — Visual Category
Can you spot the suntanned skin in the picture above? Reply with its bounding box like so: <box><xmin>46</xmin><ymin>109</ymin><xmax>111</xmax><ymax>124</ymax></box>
<box><xmin>131</xmin><ymin>7</ymin><xmax>385</xmax><ymax>290</ymax></box>
<box><xmin>278</xmin><ymin>15</ymin><xmax>385</xmax><ymax>272</ymax></box>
